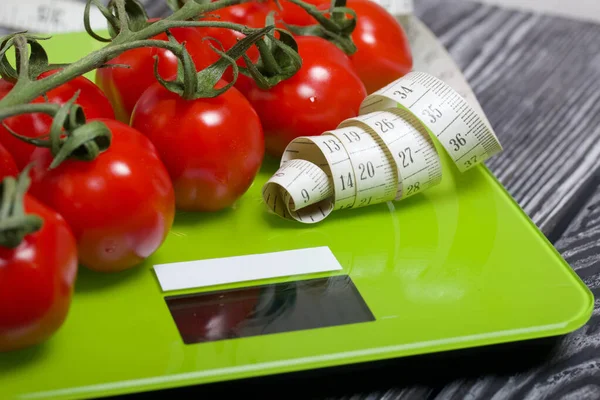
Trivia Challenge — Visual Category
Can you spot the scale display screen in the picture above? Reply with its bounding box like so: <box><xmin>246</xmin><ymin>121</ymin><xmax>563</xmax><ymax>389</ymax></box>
<box><xmin>165</xmin><ymin>275</ymin><xmax>375</xmax><ymax>344</ymax></box>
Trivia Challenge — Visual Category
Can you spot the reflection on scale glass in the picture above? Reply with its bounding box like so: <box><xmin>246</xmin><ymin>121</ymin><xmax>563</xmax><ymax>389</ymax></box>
<box><xmin>165</xmin><ymin>275</ymin><xmax>375</xmax><ymax>344</ymax></box>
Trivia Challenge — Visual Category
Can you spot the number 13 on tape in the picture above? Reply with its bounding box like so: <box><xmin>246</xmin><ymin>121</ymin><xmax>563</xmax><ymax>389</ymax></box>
<box><xmin>262</xmin><ymin>71</ymin><xmax>503</xmax><ymax>224</ymax></box>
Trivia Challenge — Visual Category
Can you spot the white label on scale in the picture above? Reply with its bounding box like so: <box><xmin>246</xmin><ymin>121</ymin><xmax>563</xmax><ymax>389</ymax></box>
<box><xmin>153</xmin><ymin>246</ymin><xmax>343</xmax><ymax>292</ymax></box>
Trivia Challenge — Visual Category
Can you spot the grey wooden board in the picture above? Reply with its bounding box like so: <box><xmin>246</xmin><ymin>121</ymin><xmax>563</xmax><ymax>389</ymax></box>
<box><xmin>415</xmin><ymin>0</ymin><xmax>600</xmax><ymax>237</ymax></box>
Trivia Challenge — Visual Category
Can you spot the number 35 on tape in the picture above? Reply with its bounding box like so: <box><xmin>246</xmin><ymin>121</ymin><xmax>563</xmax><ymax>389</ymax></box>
<box><xmin>262</xmin><ymin>71</ymin><xmax>503</xmax><ymax>224</ymax></box>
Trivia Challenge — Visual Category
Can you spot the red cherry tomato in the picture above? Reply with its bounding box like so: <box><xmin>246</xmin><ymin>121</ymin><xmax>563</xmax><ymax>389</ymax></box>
<box><xmin>276</xmin><ymin>0</ymin><xmax>330</xmax><ymax>26</ymax></box>
<box><xmin>27</xmin><ymin>119</ymin><xmax>175</xmax><ymax>272</ymax></box>
<box><xmin>292</xmin><ymin>34</ymin><xmax>355</xmax><ymax>70</ymax></box>
<box><xmin>0</xmin><ymin>194</ymin><xmax>78</xmax><ymax>352</ymax></box>
<box><xmin>243</xmin><ymin>36</ymin><xmax>366</xmax><ymax>158</ymax></box>
<box><xmin>131</xmin><ymin>80</ymin><xmax>264</xmax><ymax>212</ymax></box>
<box><xmin>0</xmin><ymin>72</ymin><xmax>115</xmax><ymax>170</ymax></box>
<box><xmin>203</xmin><ymin>2</ymin><xmax>270</xmax><ymax>34</ymax></box>
<box><xmin>96</xmin><ymin>22</ymin><xmax>217</xmax><ymax>123</ymax></box>
<box><xmin>195</xmin><ymin>2</ymin><xmax>270</xmax><ymax>89</ymax></box>
<box><xmin>347</xmin><ymin>0</ymin><xmax>412</xmax><ymax>93</ymax></box>
<box><xmin>0</xmin><ymin>142</ymin><xmax>18</xmax><ymax>178</ymax></box>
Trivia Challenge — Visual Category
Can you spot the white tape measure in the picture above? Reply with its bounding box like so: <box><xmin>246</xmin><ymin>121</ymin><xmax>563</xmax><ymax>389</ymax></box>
<box><xmin>262</xmin><ymin>71</ymin><xmax>503</xmax><ymax>223</ymax></box>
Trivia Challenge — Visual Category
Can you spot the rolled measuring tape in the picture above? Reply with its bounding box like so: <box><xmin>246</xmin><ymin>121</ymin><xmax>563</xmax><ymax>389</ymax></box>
<box><xmin>262</xmin><ymin>71</ymin><xmax>503</xmax><ymax>223</ymax></box>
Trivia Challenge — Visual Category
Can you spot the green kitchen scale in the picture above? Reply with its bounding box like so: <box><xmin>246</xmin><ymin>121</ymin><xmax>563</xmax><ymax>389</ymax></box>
<box><xmin>0</xmin><ymin>31</ymin><xmax>593</xmax><ymax>400</ymax></box>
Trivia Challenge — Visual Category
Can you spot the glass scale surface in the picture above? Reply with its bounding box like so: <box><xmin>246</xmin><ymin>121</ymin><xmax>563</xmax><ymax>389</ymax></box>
<box><xmin>0</xmin><ymin>32</ymin><xmax>593</xmax><ymax>400</ymax></box>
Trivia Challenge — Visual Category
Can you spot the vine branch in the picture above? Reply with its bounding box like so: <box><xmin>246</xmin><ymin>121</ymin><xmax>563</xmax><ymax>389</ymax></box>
<box><xmin>0</xmin><ymin>0</ymin><xmax>277</xmax><ymax>108</ymax></box>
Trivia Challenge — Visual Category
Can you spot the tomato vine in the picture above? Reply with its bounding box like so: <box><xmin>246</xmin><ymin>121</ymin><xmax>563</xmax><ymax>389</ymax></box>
<box><xmin>0</xmin><ymin>0</ymin><xmax>359</xmax><ymax>247</ymax></box>
<box><xmin>0</xmin><ymin>0</ymin><xmax>357</xmax><ymax>166</ymax></box>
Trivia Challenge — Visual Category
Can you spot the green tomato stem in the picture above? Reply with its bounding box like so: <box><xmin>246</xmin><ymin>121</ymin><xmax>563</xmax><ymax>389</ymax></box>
<box><xmin>11</xmin><ymin>36</ymin><xmax>33</xmax><ymax>95</ymax></box>
<box><xmin>0</xmin><ymin>166</ymin><xmax>43</xmax><ymax>249</ymax></box>
<box><xmin>1</xmin><ymin>93</ymin><xmax>112</xmax><ymax>169</ymax></box>
<box><xmin>0</xmin><ymin>103</ymin><xmax>62</xmax><ymax>120</ymax></box>
<box><xmin>0</xmin><ymin>32</ymin><xmax>239</xmax><ymax>109</ymax></box>
<box><xmin>113</xmin><ymin>0</ymin><xmax>132</xmax><ymax>36</ymax></box>
<box><xmin>255</xmin><ymin>39</ymin><xmax>282</xmax><ymax>76</ymax></box>
<box><xmin>282</xmin><ymin>0</ymin><xmax>358</xmax><ymax>54</ymax></box>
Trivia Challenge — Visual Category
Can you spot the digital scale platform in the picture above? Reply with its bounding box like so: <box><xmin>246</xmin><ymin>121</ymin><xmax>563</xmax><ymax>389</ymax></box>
<box><xmin>0</xmin><ymin>30</ymin><xmax>593</xmax><ymax>400</ymax></box>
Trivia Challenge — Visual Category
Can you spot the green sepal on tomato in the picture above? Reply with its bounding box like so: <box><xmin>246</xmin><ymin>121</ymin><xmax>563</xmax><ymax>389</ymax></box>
<box><xmin>95</xmin><ymin>21</ymin><xmax>218</xmax><ymax>123</ymax></box>
<box><xmin>26</xmin><ymin>119</ymin><xmax>175</xmax><ymax>273</ymax></box>
<box><xmin>241</xmin><ymin>35</ymin><xmax>367</xmax><ymax>158</ymax></box>
<box><xmin>131</xmin><ymin>80</ymin><xmax>264</xmax><ymax>212</ymax></box>
<box><xmin>0</xmin><ymin>172</ymin><xmax>78</xmax><ymax>353</ymax></box>
<box><xmin>195</xmin><ymin>2</ymin><xmax>271</xmax><ymax>90</ymax></box>
<box><xmin>0</xmin><ymin>71</ymin><xmax>115</xmax><ymax>171</ymax></box>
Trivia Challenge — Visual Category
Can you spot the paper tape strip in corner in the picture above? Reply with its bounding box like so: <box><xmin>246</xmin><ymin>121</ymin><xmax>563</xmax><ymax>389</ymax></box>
<box><xmin>262</xmin><ymin>3</ymin><xmax>503</xmax><ymax>224</ymax></box>
<box><xmin>0</xmin><ymin>0</ymin><xmax>107</xmax><ymax>34</ymax></box>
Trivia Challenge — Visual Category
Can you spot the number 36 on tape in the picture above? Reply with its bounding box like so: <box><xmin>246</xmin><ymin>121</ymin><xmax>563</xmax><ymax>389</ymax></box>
<box><xmin>262</xmin><ymin>71</ymin><xmax>503</xmax><ymax>224</ymax></box>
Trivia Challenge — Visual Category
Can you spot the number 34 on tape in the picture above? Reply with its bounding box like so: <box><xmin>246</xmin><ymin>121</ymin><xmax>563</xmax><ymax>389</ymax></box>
<box><xmin>262</xmin><ymin>71</ymin><xmax>503</xmax><ymax>224</ymax></box>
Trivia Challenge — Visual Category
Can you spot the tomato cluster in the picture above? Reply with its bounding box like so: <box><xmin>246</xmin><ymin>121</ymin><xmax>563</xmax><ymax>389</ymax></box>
<box><xmin>0</xmin><ymin>0</ymin><xmax>411</xmax><ymax>352</ymax></box>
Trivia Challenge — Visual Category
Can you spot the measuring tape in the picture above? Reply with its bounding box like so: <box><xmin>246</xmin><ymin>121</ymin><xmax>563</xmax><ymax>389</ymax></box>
<box><xmin>262</xmin><ymin>70</ymin><xmax>503</xmax><ymax>223</ymax></box>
